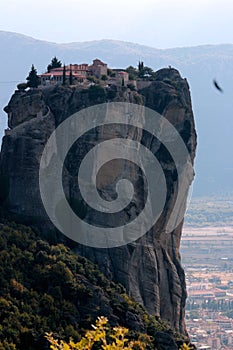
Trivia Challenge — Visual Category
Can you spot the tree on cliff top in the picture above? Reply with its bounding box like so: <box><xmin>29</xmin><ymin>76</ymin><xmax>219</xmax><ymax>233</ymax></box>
<box><xmin>26</xmin><ymin>64</ymin><xmax>39</xmax><ymax>88</ymax></box>
<box><xmin>138</xmin><ymin>61</ymin><xmax>144</xmax><ymax>71</ymax></box>
<box><xmin>62</xmin><ymin>64</ymin><xmax>67</xmax><ymax>85</ymax></box>
<box><xmin>47</xmin><ymin>56</ymin><xmax>62</xmax><ymax>72</ymax></box>
<box><xmin>69</xmin><ymin>64</ymin><xmax>73</xmax><ymax>85</ymax></box>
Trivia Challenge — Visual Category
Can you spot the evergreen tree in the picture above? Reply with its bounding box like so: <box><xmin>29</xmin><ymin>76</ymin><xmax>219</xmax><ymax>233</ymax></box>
<box><xmin>47</xmin><ymin>56</ymin><xmax>62</xmax><ymax>72</ymax></box>
<box><xmin>126</xmin><ymin>65</ymin><xmax>137</xmax><ymax>80</ymax></box>
<box><xmin>62</xmin><ymin>64</ymin><xmax>66</xmax><ymax>85</ymax></box>
<box><xmin>26</xmin><ymin>64</ymin><xmax>39</xmax><ymax>88</ymax></box>
<box><xmin>138</xmin><ymin>61</ymin><xmax>144</xmax><ymax>71</ymax></box>
<box><xmin>69</xmin><ymin>65</ymin><xmax>73</xmax><ymax>85</ymax></box>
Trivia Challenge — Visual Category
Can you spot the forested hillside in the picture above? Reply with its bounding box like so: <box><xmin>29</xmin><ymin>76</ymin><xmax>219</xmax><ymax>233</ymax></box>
<box><xmin>0</xmin><ymin>221</ymin><xmax>188</xmax><ymax>349</ymax></box>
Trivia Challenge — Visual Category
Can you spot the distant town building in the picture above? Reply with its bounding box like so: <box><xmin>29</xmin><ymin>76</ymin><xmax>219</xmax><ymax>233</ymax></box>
<box><xmin>207</xmin><ymin>336</ymin><xmax>221</xmax><ymax>349</ymax></box>
<box><xmin>211</xmin><ymin>288</ymin><xmax>227</xmax><ymax>298</ymax></box>
<box><xmin>188</xmin><ymin>290</ymin><xmax>215</xmax><ymax>300</ymax></box>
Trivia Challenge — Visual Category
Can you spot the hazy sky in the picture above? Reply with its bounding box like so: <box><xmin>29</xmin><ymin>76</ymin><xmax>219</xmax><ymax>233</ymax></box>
<box><xmin>0</xmin><ymin>0</ymin><xmax>233</xmax><ymax>48</ymax></box>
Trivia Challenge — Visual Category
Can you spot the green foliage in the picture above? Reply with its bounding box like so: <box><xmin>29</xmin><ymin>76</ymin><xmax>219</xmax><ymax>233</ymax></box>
<box><xmin>134</xmin><ymin>94</ymin><xmax>143</xmax><ymax>105</ymax></box>
<box><xmin>47</xmin><ymin>57</ymin><xmax>62</xmax><ymax>72</ymax></box>
<box><xmin>62</xmin><ymin>65</ymin><xmax>67</xmax><ymax>86</ymax></box>
<box><xmin>0</xmin><ymin>340</ymin><xmax>16</xmax><ymax>350</ymax></box>
<box><xmin>88</xmin><ymin>85</ymin><xmax>106</xmax><ymax>103</ymax></box>
<box><xmin>126</xmin><ymin>66</ymin><xmax>137</xmax><ymax>80</ymax></box>
<box><xmin>127</xmin><ymin>84</ymin><xmax>136</xmax><ymax>91</ymax></box>
<box><xmin>17</xmin><ymin>83</ymin><xmax>28</xmax><ymax>91</ymax></box>
<box><xmin>107</xmin><ymin>86</ymin><xmax>117</xmax><ymax>100</ymax></box>
<box><xmin>26</xmin><ymin>64</ymin><xmax>39</xmax><ymax>88</ymax></box>
<box><xmin>0</xmin><ymin>222</ymin><xmax>188</xmax><ymax>349</ymax></box>
<box><xmin>126</xmin><ymin>64</ymin><xmax>156</xmax><ymax>81</ymax></box>
<box><xmin>138</xmin><ymin>61</ymin><xmax>144</xmax><ymax>72</ymax></box>
<box><xmin>138</xmin><ymin>66</ymin><xmax>154</xmax><ymax>80</ymax></box>
<box><xmin>107</xmin><ymin>69</ymin><xmax>115</xmax><ymax>77</ymax></box>
<box><xmin>86</xmin><ymin>75</ymin><xmax>99</xmax><ymax>83</ymax></box>
<box><xmin>0</xmin><ymin>224</ymin><xmax>108</xmax><ymax>348</ymax></box>
<box><xmin>101</xmin><ymin>75</ymin><xmax>108</xmax><ymax>81</ymax></box>
<box><xmin>69</xmin><ymin>66</ymin><xmax>73</xmax><ymax>85</ymax></box>
<box><xmin>200</xmin><ymin>299</ymin><xmax>233</xmax><ymax>313</ymax></box>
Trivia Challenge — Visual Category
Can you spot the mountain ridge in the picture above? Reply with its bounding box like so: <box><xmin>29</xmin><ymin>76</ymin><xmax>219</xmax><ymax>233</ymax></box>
<box><xmin>2</xmin><ymin>30</ymin><xmax>233</xmax><ymax>51</ymax></box>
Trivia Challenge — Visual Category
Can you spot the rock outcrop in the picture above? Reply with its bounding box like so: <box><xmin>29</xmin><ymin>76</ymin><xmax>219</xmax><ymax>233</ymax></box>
<box><xmin>0</xmin><ymin>68</ymin><xmax>197</xmax><ymax>334</ymax></box>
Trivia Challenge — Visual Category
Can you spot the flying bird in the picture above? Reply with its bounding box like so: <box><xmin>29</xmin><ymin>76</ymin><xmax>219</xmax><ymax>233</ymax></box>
<box><xmin>213</xmin><ymin>79</ymin><xmax>223</xmax><ymax>93</ymax></box>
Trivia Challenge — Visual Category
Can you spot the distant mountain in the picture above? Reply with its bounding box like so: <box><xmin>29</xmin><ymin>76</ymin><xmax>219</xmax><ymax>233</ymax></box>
<box><xmin>1</xmin><ymin>30</ymin><xmax>233</xmax><ymax>196</ymax></box>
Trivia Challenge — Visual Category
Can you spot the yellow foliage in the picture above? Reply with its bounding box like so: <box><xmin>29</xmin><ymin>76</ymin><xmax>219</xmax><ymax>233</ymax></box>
<box><xmin>46</xmin><ymin>316</ymin><xmax>149</xmax><ymax>350</ymax></box>
<box><xmin>179</xmin><ymin>343</ymin><xmax>194</xmax><ymax>350</ymax></box>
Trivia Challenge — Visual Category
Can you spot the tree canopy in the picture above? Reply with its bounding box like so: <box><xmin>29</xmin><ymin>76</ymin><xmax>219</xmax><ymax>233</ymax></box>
<box><xmin>47</xmin><ymin>56</ymin><xmax>62</xmax><ymax>72</ymax></box>
<box><xmin>26</xmin><ymin>64</ymin><xmax>39</xmax><ymax>88</ymax></box>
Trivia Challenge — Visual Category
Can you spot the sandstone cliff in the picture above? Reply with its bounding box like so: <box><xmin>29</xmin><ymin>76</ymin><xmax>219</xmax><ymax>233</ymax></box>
<box><xmin>0</xmin><ymin>68</ymin><xmax>197</xmax><ymax>335</ymax></box>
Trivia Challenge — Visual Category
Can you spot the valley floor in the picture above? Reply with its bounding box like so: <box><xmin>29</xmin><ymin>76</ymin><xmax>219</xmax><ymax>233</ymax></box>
<box><xmin>182</xmin><ymin>223</ymin><xmax>233</xmax><ymax>349</ymax></box>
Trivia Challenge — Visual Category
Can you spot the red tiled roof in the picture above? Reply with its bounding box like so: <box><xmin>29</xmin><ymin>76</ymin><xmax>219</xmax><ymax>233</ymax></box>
<box><xmin>93</xmin><ymin>59</ymin><xmax>107</xmax><ymax>66</ymax></box>
<box><xmin>211</xmin><ymin>288</ymin><xmax>226</xmax><ymax>293</ymax></box>
<box><xmin>49</xmin><ymin>68</ymin><xmax>63</xmax><ymax>72</ymax></box>
<box><xmin>40</xmin><ymin>63</ymin><xmax>89</xmax><ymax>77</ymax></box>
<box><xmin>39</xmin><ymin>72</ymin><xmax>86</xmax><ymax>78</ymax></box>
<box><xmin>68</xmin><ymin>64</ymin><xmax>88</xmax><ymax>71</ymax></box>
<box><xmin>188</xmin><ymin>290</ymin><xmax>214</xmax><ymax>296</ymax></box>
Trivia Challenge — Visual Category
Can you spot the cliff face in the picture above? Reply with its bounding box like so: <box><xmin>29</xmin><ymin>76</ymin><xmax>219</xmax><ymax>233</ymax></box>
<box><xmin>0</xmin><ymin>69</ymin><xmax>197</xmax><ymax>334</ymax></box>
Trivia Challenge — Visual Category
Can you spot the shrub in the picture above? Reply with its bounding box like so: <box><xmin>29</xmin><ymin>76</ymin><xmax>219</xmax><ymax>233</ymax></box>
<box><xmin>17</xmin><ymin>83</ymin><xmax>28</xmax><ymax>91</ymax></box>
<box><xmin>107</xmin><ymin>86</ymin><xmax>117</xmax><ymax>100</ymax></box>
<box><xmin>101</xmin><ymin>75</ymin><xmax>108</xmax><ymax>81</ymax></box>
<box><xmin>179</xmin><ymin>343</ymin><xmax>194</xmax><ymax>350</ymax></box>
<box><xmin>46</xmin><ymin>316</ymin><xmax>150</xmax><ymax>350</ymax></box>
<box><xmin>127</xmin><ymin>84</ymin><xmax>136</xmax><ymax>91</ymax></box>
<box><xmin>126</xmin><ymin>66</ymin><xmax>138</xmax><ymax>80</ymax></box>
<box><xmin>87</xmin><ymin>75</ymin><xmax>98</xmax><ymax>83</ymax></box>
<box><xmin>88</xmin><ymin>85</ymin><xmax>106</xmax><ymax>103</ymax></box>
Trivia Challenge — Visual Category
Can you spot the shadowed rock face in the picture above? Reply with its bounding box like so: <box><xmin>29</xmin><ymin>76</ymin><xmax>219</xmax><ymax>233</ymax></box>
<box><xmin>0</xmin><ymin>68</ymin><xmax>196</xmax><ymax>334</ymax></box>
